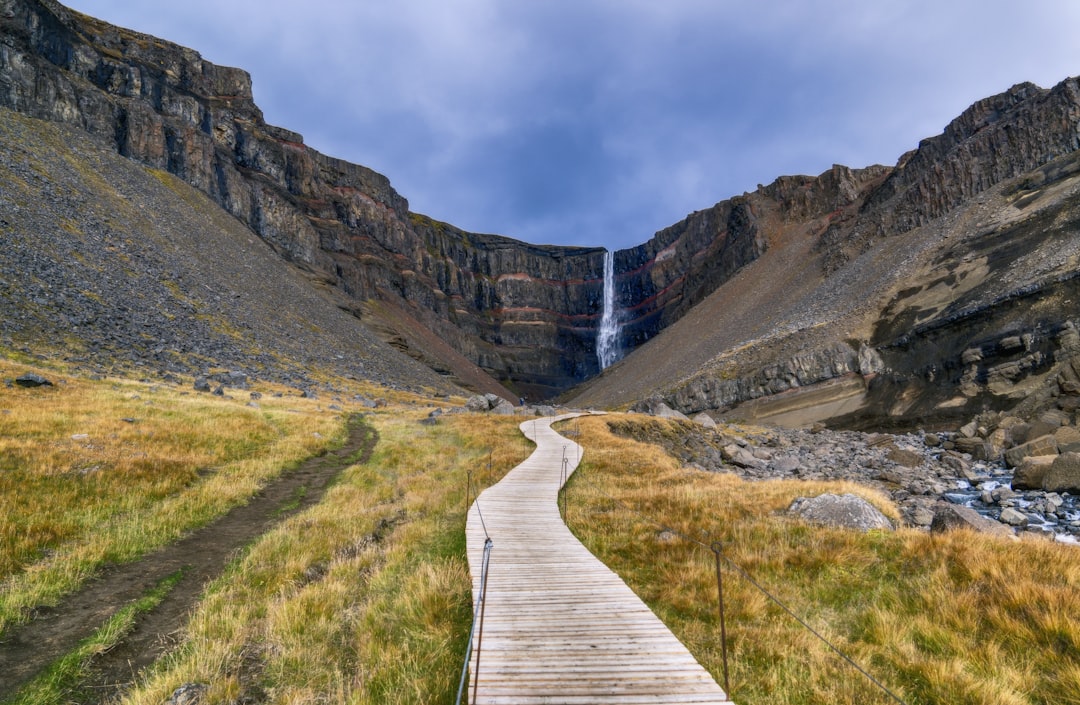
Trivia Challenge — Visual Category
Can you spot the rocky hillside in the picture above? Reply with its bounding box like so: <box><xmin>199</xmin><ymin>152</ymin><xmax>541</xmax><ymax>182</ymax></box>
<box><xmin>571</xmin><ymin>79</ymin><xmax>1080</xmax><ymax>430</ymax></box>
<box><xmin>0</xmin><ymin>106</ymin><xmax>488</xmax><ymax>396</ymax></box>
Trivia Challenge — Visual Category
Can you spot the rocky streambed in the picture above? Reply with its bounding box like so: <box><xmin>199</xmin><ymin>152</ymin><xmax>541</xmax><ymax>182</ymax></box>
<box><xmin>611</xmin><ymin>408</ymin><xmax>1080</xmax><ymax>544</ymax></box>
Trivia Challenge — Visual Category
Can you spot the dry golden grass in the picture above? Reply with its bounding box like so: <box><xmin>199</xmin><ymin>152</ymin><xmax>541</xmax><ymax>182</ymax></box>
<box><xmin>120</xmin><ymin>411</ymin><xmax>533</xmax><ymax>705</ymax></box>
<box><xmin>0</xmin><ymin>355</ymin><xmax>345</xmax><ymax>631</ymax></box>
<box><xmin>560</xmin><ymin>415</ymin><xmax>1080</xmax><ymax>705</ymax></box>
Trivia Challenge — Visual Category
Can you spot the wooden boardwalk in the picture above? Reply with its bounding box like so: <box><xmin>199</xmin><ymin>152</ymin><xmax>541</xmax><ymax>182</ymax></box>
<box><xmin>465</xmin><ymin>414</ymin><xmax>732</xmax><ymax>704</ymax></box>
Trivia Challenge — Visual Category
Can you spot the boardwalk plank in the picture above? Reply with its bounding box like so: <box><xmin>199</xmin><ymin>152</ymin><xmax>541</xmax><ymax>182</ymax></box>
<box><xmin>465</xmin><ymin>414</ymin><xmax>732</xmax><ymax>704</ymax></box>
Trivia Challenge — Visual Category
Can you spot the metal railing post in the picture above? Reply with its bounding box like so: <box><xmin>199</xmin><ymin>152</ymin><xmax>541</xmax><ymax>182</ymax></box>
<box><xmin>712</xmin><ymin>542</ymin><xmax>731</xmax><ymax>695</ymax></box>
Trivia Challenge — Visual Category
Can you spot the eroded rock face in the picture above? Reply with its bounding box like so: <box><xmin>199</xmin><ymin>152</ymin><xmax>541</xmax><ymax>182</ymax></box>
<box><xmin>0</xmin><ymin>0</ymin><xmax>611</xmax><ymax>397</ymax></box>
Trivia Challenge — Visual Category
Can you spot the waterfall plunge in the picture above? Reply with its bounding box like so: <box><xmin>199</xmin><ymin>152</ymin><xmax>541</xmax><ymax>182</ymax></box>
<box><xmin>596</xmin><ymin>250</ymin><xmax>620</xmax><ymax>370</ymax></box>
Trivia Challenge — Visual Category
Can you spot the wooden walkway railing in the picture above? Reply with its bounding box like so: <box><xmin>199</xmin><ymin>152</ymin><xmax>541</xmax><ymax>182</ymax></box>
<box><xmin>464</xmin><ymin>414</ymin><xmax>732</xmax><ymax>704</ymax></box>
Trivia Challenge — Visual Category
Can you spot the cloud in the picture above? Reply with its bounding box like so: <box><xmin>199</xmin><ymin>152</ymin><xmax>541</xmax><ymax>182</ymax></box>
<box><xmin>65</xmin><ymin>0</ymin><xmax>1080</xmax><ymax>251</ymax></box>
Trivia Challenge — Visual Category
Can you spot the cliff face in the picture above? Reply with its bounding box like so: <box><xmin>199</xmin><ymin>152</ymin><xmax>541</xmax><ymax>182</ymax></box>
<box><xmin>1</xmin><ymin>0</ymin><xmax>616</xmax><ymax>397</ymax></box>
<box><xmin>0</xmin><ymin>0</ymin><xmax>876</xmax><ymax>399</ymax></box>
<box><xmin>572</xmin><ymin>78</ymin><xmax>1080</xmax><ymax>430</ymax></box>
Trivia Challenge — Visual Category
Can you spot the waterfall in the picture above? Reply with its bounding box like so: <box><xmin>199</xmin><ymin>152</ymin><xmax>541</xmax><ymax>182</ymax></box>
<box><xmin>596</xmin><ymin>250</ymin><xmax>620</xmax><ymax>370</ymax></box>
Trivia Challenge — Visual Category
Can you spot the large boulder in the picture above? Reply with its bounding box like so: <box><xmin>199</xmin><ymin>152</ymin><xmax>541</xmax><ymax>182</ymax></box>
<box><xmin>1043</xmin><ymin>452</ymin><xmax>1080</xmax><ymax>493</ymax></box>
<box><xmin>1004</xmin><ymin>435</ymin><xmax>1059</xmax><ymax>468</ymax></box>
<box><xmin>788</xmin><ymin>493</ymin><xmax>893</xmax><ymax>532</ymax></box>
<box><xmin>930</xmin><ymin>503</ymin><xmax>1014</xmax><ymax>538</ymax></box>
<box><xmin>1011</xmin><ymin>455</ymin><xmax>1057</xmax><ymax>490</ymax></box>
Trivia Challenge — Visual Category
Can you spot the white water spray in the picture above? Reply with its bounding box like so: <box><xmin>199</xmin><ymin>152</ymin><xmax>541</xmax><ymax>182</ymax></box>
<box><xmin>596</xmin><ymin>250</ymin><xmax>620</xmax><ymax>370</ymax></box>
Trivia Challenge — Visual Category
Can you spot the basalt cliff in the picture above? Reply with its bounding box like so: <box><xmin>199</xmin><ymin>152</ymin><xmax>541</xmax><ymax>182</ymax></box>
<box><xmin>4</xmin><ymin>0</ymin><xmax>1080</xmax><ymax>428</ymax></box>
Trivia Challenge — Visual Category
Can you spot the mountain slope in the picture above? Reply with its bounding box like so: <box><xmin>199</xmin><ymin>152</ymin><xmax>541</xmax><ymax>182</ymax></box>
<box><xmin>0</xmin><ymin>106</ymin><xmax>497</xmax><ymax>395</ymax></box>
<box><xmin>571</xmin><ymin>81</ymin><xmax>1080</xmax><ymax>428</ymax></box>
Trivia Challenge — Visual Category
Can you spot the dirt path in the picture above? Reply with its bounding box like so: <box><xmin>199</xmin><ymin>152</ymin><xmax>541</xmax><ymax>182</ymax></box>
<box><xmin>0</xmin><ymin>414</ymin><xmax>377</xmax><ymax>703</ymax></box>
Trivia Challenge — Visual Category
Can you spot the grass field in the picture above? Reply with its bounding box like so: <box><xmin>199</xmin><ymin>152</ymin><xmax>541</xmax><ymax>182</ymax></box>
<box><xmin>1</xmin><ymin>354</ymin><xmax>531</xmax><ymax>704</ymax></box>
<box><xmin>6</xmin><ymin>352</ymin><xmax>1079</xmax><ymax>705</ymax></box>
<box><xmin>118</xmin><ymin>410</ymin><xmax>533</xmax><ymax>705</ymax></box>
<box><xmin>559</xmin><ymin>415</ymin><xmax>1080</xmax><ymax>705</ymax></box>
<box><xmin>0</xmin><ymin>357</ymin><xmax>344</xmax><ymax>633</ymax></box>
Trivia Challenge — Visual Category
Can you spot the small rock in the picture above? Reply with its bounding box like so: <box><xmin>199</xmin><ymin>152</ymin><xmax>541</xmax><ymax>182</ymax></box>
<box><xmin>999</xmin><ymin>507</ymin><xmax>1029</xmax><ymax>527</ymax></box>
<box><xmin>165</xmin><ymin>683</ymin><xmax>207</xmax><ymax>705</ymax></box>
<box><xmin>924</xmin><ymin>433</ymin><xmax>941</xmax><ymax>447</ymax></box>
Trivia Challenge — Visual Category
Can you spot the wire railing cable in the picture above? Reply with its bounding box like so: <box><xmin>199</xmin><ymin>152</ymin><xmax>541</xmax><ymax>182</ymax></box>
<box><xmin>455</xmin><ymin>535</ymin><xmax>492</xmax><ymax>705</ymax></box>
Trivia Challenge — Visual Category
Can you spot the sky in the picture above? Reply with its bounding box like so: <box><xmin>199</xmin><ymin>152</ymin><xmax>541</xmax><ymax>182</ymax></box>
<box><xmin>65</xmin><ymin>1</ymin><xmax>1080</xmax><ymax>251</ymax></box>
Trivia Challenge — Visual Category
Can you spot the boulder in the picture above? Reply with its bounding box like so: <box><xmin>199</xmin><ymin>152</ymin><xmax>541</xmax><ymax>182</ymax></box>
<box><xmin>1008</xmin><ymin>422</ymin><xmax>1033</xmax><ymax>446</ymax></box>
<box><xmin>999</xmin><ymin>507</ymin><xmax>1029</xmax><ymax>527</ymax></box>
<box><xmin>1004</xmin><ymin>435</ymin><xmax>1059</xmax><ymax>468</ymax></box>
<box><xmin>722</xmin><ymin>444</ymin><xmax>763</xmax><ymax>469</ymax></box>
<box><xmin>930</xmin><ymin>503</ymin><xmax>1014</xmax><ymax>538</ymax></box>
<box><xmin>953</xmin><ymin>437</ymin><xmax>997</xmax><ymax>461</ymax></box>
<box><xmin>465</xmin><ymin>395</ymin><xmax>492</xmax><ymax>412</ymax></box>
<box><xmin>692</xmin><ymin>412</ymin><xmax>717</xmax><ymax>429</ymax></box>
<box><xmin>492</xmin><ymin>399</ymin><xmax>516</xmax><ymax>415</ymax></box>
<box><xmin>1043</xmin><ymin>452</ymin><xmax>1080</xmax><ymax>493</ymax></box>
<box><xmin>1012</xmin><ymin>455</ymin><xmax>1057</xmax><ymax>490</ymax></box>
<box><xmin>771</xmin><ymin>456</ymin><xmax>802</xmax><ymax>474</ymax></box>
<box><xmin>654</xmin><ymin>403</ymin><xmax>691</xmax><ymax>422</ymax></box>
<box><xmin>14</xmin><ymin>373</ymin><xmax>53</xmax><ymax>387</ymax></box>
<box><xmin>1053</xmin><ymin>425</ymin><xmax>1080</xmax><ymax>454</ymax></box>
<box><xmin>787</xmin><ymin>493</ymin><xmax>893</xmax><ymax>532</ymax></box>
<box><xmin>193</xmin><ymin>376</ymin><xmax>211</xmax><ymax>392</ymax></box>
<box><xmin>886</xmin><ymin>447</ymin><xmax>924</xmax><ymax>468</ymax></box>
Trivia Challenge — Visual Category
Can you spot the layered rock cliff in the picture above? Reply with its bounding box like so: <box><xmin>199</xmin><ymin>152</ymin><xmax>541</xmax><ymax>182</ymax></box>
<box><xmin>0</xmin><ymin>0</ymin><xmax>615</xmax><ymax>397</ymax></box>
<box><xmin>572</xmin><ymin>78</ymin><xmax>1080</xmax><ymax>430</ymax></box>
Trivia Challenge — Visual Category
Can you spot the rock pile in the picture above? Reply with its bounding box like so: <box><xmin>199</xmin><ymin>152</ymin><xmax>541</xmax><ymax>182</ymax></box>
<box><xmin>615</xmin><ymin>411</ymin><xmax>1080</xmax><ymax>543</ymax></box>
